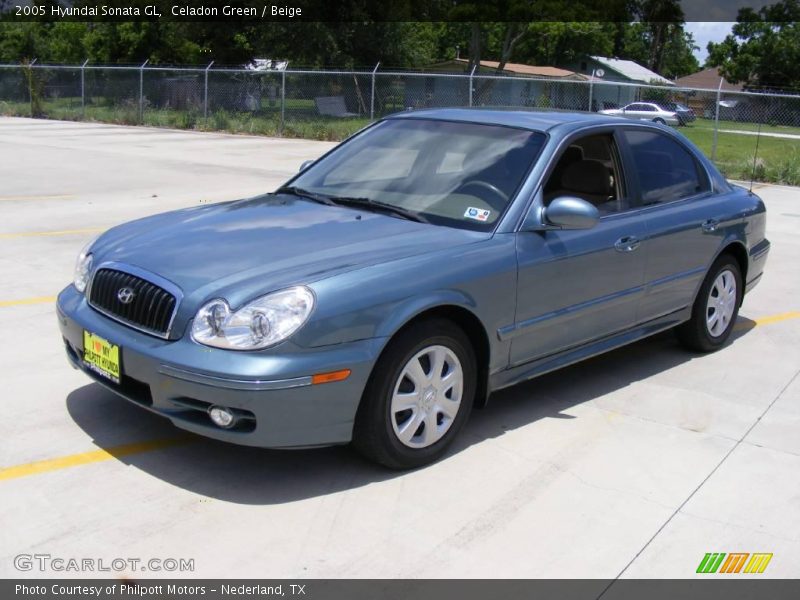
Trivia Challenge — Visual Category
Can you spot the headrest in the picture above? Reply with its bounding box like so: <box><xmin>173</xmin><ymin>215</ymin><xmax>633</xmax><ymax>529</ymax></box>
<box><xmin>561</xmin><ymin>160</ymin><xmax>610</xmax><ymax>195</ymax></box>
<box><xmin>562</xmin><ymin>145</ymin><xmax>584</xmax><ymax>164</ymax></box>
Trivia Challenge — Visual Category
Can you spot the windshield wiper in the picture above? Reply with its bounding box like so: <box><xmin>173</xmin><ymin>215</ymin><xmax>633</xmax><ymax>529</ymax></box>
<box><xmin>274</xmin><ymin>186</ymin><xmax>337</xmax><ymax>206</ymax></box>
<box><xmin>275</xmin><ymin>187</ymin><xmax>428</xmax><ymax>224</ymax></box>
<box><xmin>328</xmin><ymin>196</ymin><xmax>429</xmax><ymax>224</ymax></box>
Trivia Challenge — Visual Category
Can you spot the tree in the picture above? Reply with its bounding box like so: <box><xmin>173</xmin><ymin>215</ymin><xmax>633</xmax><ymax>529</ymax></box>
<box><xmin>658</xmin><ymin>28</ymin><xmax>699</xmax><ymax>78</ymax></box>
<box><xmin>707</xmin><ymin>0</ymin><xmax>800</xmax><ymax>89</ymax></box>
<box><xmin>621</xmin><ymin>22</ymin><xmax>698</xmax><ymax>78</ymax></box>
<box><xmin>445</xmin><ymin>0</ymin><xmax>632</xmax><ymax>74</ymax></box>
<box><xmin>0</xmin><ymin>23</ymin><xmax>48</xmax><ymax>62</ymax></box>
<box><xmin>514</xmin><ymin>22</ymin><xmax>617</xmax><ymax>66</ymax></box>
<box><xmin>631</xmin><ymin>0</ymin><xmax>685</xmax><ymax>74</ymax></box>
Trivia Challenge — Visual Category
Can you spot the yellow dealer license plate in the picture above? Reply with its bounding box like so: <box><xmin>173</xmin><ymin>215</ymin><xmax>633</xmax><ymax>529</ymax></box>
<box><xmin>83</xmin><ymin>331</ymin><xmax>121</xmax><ymax>384</ymax></box>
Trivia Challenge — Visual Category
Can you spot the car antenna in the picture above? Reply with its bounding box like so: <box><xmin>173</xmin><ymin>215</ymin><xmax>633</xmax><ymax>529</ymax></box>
<box><xmin>748</xmin><ymin>121</ymin><xmax>763</xmax><ymax>195</ymax></box>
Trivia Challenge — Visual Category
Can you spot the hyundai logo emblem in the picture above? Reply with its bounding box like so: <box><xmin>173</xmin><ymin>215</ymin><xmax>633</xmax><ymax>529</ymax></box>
<box><xmin>117</xmin><ymin>287</ymin><xmax>136</xmax><ymax>304</ymax></box>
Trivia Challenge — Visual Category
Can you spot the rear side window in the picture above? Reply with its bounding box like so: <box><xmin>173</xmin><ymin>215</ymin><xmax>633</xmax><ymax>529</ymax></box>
<box><xmin>623</xmin><ymin>130</ymin><xmax>707</xmax><ymax>205</ymax></box>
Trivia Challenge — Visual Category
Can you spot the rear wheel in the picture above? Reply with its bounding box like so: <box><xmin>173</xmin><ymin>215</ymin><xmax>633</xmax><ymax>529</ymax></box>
<box><xmin>653</xmin><ymin>117</ymin><xmax>666</xmax><ymax>125</ymax></box>
<box><xmin>676</xmin><ymin>254</ymin><xmax>742</xmax><ymax>352</ymax></box>
<box><xmin>353</xmin><ymin>319</ymin><xmax>476</xmax><ymax>469</ymax></box>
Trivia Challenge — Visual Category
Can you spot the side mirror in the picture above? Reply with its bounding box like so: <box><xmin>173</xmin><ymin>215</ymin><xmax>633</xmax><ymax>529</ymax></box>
<box><xmin>544</xmin><ymin>196</ymin><xmax>599</xmax><ymax>230</ymax></box>
<box><xmin>299</xmin><ymin>159</ymin><xmax>315</xmax><ymax>172</ymax></box>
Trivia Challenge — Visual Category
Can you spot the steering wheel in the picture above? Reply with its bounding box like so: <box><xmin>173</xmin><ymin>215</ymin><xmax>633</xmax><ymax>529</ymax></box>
<box><xmin>453</xmin><ymin>180</ymin><xmax>509</xmax><ymax>210</ymax></box>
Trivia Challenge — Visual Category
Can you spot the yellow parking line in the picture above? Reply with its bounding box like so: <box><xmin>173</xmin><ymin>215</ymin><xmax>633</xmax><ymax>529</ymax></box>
<box><xmin>0</xmin><ymin>194</ymin><xmax>76</xmax><ymax>202</ymax></box>
<box><xmin>0</xmin><ymin>436</ymin><xmax>195</xmax><ymax>482</ymax></box>
<box><xmin>752</xmin><ymin>311</ymin><xmax>800</xmax><ymax>327</ymax></box>
<box><xmin>0</xmin><ymin>227</ymin><xmax>104</xmax><ymax>239</ymax></box>
<box><xmin>0</xmin><ymin>295</ymin><xmax>56</xmax><ymax>308</ymax></box>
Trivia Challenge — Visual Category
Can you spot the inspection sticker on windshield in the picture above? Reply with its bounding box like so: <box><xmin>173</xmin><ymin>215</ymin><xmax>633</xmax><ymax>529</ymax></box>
<box><xmin>464</xmin><ymin>207</ymin><xmax>491</xmax><ymax>222</ymax></box>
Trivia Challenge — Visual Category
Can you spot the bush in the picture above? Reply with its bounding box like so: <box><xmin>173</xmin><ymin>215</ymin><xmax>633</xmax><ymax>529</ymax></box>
<box><xmin>22</xmin><ymin>64</ymin><xmax>45</xmax><ymax>117</ymax></box>
<box><xmin>211</xmin><ymin>109</ymin><xmax>231</xmax><ymax>131</ymax></box>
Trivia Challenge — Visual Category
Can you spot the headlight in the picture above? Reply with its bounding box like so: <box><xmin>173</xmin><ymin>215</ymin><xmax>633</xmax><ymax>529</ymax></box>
<box><xmin>191</xmin><ymin>286</ymin><xmax>315</xmax><ymax>350</ymax></box>
<box><xmin>73</xmin><ymin>238</ymin><xmax>96</xmax><ymax>293</ymax></box>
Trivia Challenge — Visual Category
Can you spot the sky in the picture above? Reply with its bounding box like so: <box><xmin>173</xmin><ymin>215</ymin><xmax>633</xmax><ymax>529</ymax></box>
<box><xmin>684</xmin><ymin>22</ymin><xmax>735</xmax><ymax>65</ymax></box>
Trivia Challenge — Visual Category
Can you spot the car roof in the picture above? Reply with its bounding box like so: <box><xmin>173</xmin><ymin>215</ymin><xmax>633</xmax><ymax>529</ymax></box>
<box><xmin>387</xmin><ymin>108</ymin><xmax>628</xmax><ymax>133</ymax></box>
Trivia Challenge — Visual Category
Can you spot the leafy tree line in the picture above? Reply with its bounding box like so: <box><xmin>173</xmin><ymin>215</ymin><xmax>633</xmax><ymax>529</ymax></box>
<box><xmin>0</xmin><ymin>0</ymin><xmax>704</xmax><ymax>78</ymax></box>
<box><xmin>0</xmin><ymin>18</ymin><xmax>700</xmax><ymax>76</ymax></box>
<box><xmin>708</xmin><ymin>0</ymin><xmax>800</xmax><ymax>90</ymax></box>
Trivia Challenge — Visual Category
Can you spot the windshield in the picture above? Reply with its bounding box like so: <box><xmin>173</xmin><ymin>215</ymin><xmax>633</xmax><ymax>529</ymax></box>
<box><xmin>287</xmin><ymin>118</ymin><xmax>546</xmax><ymax>231</ymax></box>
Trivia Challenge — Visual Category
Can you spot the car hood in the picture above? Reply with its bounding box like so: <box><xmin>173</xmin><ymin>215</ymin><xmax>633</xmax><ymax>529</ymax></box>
<box><xmin>91</xmin><ymin>194</ymin><xmax>487</xmax><ymax>319</ymax></box>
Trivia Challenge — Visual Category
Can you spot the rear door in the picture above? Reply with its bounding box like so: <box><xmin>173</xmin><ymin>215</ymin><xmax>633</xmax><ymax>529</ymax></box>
<box><xmin>619</xmin><ymin>128</ymin><xmax>721</xmax><ymax>320</ymax></box>
<box><xmin>637</xmin><ymin>104</ymin><xmax>659</xmax><ymax>121</ymax></box>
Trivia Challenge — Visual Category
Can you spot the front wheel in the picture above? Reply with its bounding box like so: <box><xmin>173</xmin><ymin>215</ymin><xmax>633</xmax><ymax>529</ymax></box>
<box><xmin>353</xmin><ymin>319</ymin><xmax>476</xmax><ymax>469</ymax></box>
<box><xmin>675</xmin><ymin>254</ymin><xmax>742</xmax><ymax>352</ymax></box>
<box><xmin>653</xmin><ymin>117</ymin><xmax>666</xmax><ymax>125</ymax></box>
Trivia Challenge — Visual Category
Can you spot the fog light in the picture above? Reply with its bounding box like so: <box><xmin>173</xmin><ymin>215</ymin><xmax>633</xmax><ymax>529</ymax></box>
<box><xmin>208</xmin><ymin>406</ymin><xmax>236</xmax><ymax>429</ymax></box>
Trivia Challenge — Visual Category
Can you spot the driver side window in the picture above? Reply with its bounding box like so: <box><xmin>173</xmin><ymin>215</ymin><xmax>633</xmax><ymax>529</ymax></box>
<box><xmin>542</xmin><ymin>134</ymin><xmax>629</xmax><ymax>215</ymax></box>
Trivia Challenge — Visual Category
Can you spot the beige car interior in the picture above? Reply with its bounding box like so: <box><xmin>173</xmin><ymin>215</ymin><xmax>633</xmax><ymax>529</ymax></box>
<box><xmin>543</xmin><ymin>134</ymin><xmax>629</xmax><ymax>214</ymax></box>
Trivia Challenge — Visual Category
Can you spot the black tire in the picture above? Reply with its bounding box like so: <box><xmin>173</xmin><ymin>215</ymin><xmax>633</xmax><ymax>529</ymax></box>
<box><xmin>352</xmin><ymin>318</ymin><xmax>476</xmax><ymax>469</ymax></box>
<box><xmin>675</xmin><ymin>254</ymin><xmax>743</xmax><ymax>352</ymax></box>
<box><xmin>654</xmin><ymin>117</ymin><xmax>666</xmax><ymax>125</ymax></box>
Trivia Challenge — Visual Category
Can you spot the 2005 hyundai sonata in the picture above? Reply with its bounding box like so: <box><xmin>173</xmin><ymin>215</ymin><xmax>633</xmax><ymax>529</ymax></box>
<box><xmin>57</xmin><ymin>109</ymin><xmax>770</xmax><ymax>468</ymax></box>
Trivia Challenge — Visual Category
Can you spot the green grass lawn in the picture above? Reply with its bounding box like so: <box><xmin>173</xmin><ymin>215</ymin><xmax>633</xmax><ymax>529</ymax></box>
<box><xmin>691</xmin><ymin>117</ymin><xmax>800</xmax><ymax>137</ymax></box>
<box><xmin>680</xmin><ymin>126</ymin><xmax>800</xmax><ymax>186</ymax></box>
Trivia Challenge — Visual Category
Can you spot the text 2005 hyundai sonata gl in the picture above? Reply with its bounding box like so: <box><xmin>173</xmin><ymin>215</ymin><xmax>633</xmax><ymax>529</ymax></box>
<box><xmin>57</xmin><ymin>109</ymin><xmax>770</xmax><ymax>468</ymax></box>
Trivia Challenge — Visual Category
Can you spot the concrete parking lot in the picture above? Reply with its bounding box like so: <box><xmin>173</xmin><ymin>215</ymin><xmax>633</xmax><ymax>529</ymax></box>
<box><xmin>0</xmin><ymin>117</ymin><xmax>798</xmax><ymax>579</ymax></box>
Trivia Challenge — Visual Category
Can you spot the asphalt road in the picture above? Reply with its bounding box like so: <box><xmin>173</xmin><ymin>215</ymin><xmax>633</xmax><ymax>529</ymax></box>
<box><xmin>0</xmin><ymin>117</ymin><xmax>798</xmax><ymax>579</ymax></box>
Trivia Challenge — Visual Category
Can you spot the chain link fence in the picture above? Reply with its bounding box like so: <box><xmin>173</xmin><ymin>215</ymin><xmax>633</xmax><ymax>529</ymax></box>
<box><xmin>2</xmin><ymin>62</ymin><xmax>799</xmax><ymax>183</ymax></box>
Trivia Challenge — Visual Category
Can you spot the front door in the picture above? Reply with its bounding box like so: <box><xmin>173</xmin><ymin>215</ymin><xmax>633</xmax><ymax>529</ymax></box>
<box><xmin>510</xmin><ymin>131</ymin><xmax>648</xmax><ymax>366</ymax></box>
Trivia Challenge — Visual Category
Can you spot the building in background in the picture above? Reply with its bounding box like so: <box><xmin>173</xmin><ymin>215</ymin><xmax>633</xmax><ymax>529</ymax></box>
<box><xmin>675</xmin><ymin>67</ymin><xmax>746</xmax><ymax>120</ymax></box>
<box><xmin>563</xmin><ymin>55</ymin><xmax>675</xmax><ymax>110</ymax></box>
<box><xmin>411</xmin><ymin>59</ymin><xmax>587</xmax><ymax>110</ymax></box>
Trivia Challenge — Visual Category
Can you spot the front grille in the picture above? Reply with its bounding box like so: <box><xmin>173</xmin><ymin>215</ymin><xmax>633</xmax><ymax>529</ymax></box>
<box><xmin>88</xmin><ymin>268</ymin><xmax>177</xmax><ymax>337</ymax></box>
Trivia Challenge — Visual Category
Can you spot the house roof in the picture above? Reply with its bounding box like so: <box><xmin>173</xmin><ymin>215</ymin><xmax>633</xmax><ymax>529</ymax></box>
<box><xmin>453</xmin><ymin>58</ymin><xmax>585</xmax><ymax>80</ymax></box>
<box><xmin>675</xmin><ymin>67</ymin><xmax>743</xmax><ymax>92</ymax></box>
<box><xmin>590</xmin><ymin>56</ymin><xmax>674</xmax><ymax>86</ymax></box>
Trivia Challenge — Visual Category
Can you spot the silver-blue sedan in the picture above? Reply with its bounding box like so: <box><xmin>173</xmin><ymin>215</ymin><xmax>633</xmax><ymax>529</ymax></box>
<box><xmin>57</xmin><ymin>109</ymin><xmax>770</xmax><ymax>468</ymax></box>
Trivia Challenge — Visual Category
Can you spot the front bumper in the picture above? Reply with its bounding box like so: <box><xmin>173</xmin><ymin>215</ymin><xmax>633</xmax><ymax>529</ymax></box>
<box><xmin>57</xmin><ymin>285</ymin><xmax>386</xmax><ymax>448</ymax></box>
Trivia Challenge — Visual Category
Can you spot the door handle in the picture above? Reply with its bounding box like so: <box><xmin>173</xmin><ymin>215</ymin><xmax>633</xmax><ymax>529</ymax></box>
<box><xmin>702</xmin><ymin>218</ymin><xmax>719</xmax><ymax>233</ymax></box>
<box><xmin>614</xmin><ymin>236</ymin><xmax>641</xmax><ymax>252</ymax></box>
